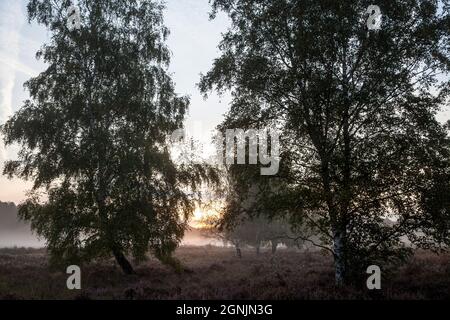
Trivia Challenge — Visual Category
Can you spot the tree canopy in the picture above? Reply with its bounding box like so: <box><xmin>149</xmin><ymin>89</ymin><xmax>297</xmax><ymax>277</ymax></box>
<box><xmin>1</xmin><ymin>0</ymin><xmax>214</xmax><ymax>274</ymax></box>
<box><xmin>200</xmin><ymin>0</ymin><xmax>450</xmax><ymax>285</ymax></box>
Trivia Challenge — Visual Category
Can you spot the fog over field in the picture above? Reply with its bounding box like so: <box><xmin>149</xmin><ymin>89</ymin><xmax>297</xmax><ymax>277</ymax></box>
<box><xmin>0</xmin><ymin>201</ymin><xmax>222</xmax><ymax>248</ymax></box>
<box><xmin>0</xmin><ymin>201</ymin><xmax>41</xmax><ymax>247</ymax></box>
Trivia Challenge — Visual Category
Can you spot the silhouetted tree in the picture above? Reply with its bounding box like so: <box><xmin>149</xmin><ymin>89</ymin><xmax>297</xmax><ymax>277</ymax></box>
<box><xmin>1</xmin><ymin>0</ymin><xmax>214</xmax><ymax>274</ymax></box>
<box><xmin>200</xmin><ymin>0</ymin><xmax>450</xmax><ymax>285</ymax></box>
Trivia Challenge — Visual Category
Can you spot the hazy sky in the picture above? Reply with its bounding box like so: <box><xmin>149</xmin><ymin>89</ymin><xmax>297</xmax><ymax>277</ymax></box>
<box><xmin>0</xmin><ymin>0</ymin><xmax>231</xmax><ymax>204</ymax></box>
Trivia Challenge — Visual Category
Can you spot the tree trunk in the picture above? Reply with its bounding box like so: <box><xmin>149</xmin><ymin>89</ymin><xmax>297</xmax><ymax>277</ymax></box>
<box><xmin>336</xmin><ymin>38</ymin><xmax>351</xmax><ymax>287</ymax></box>
<box><xmin>271</xmin><ymin>241</ymin><xmax>278</xmax><ymax>254</ymax></box>
<box><xmin>333</xmin><ymin>228</ymin><xmax>346</xmax><ymax>286</ymax></box>
<box><xmin>235</xmin><ymin>243</ymin><xmax>242</xmax><ymax>259</ymax></box>
<box><xmin>112</xmin><ymin>248</ymin><xmax>135</xmax><ymax>275</ymax></box>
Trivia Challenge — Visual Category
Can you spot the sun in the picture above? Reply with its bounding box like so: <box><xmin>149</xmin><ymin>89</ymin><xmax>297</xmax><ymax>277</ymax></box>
<box><xmin>193</xmin><ymin>207</ymin><xmax>206</xmax><ymax>221</ymax></box>
<box><xmin>190</xmin><ymin>203</ymin><xmax>222</xmax><ymax>228</ymax></box>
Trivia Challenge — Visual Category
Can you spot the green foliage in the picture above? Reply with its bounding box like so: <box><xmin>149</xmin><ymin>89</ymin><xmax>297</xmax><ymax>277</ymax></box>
<box><xmin>201</xmin><ymin>0</ymin><xmax>450</xmax><ymax>284</ymax></box>
<box><xmin>1</xmin><ymin>0</ymin><xmax>213</xmax><ymax>273</ymax></box>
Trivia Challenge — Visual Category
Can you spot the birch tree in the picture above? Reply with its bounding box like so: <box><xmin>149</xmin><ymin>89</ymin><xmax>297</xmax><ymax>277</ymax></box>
<box><xmin>1</xmin><ymin>0</ymin><xmax>212</xmax><ymax>274</ymax></box>
<box><xmin>200</xmin><ymin>0</ymin><xmax>450</xmax><ymax>285</ymax></box>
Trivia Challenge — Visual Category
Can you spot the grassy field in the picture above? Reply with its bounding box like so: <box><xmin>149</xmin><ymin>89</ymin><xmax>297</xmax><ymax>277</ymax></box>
<box><xmin>0</xmin><ymin>246</ymin><xmax>449</xmax><ymax>300</ymax></box>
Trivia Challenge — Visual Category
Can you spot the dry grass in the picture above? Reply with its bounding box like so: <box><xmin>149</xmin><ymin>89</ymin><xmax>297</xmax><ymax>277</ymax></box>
<box><xmin>0</xmin><ymin>246</ymin><xmax>449</xmax><ymax>300</ymax></box>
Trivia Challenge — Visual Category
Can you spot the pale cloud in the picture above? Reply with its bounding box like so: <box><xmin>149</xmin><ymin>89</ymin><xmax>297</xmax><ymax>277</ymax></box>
<box><xmin>0</xmin><ymin>51</ymin><xmax>39</xmax><ymax>78</ymax></box>
<box><xmin>0</xmin><ymin>1</ymin><xmax>33</xmax><ymax>203</ymax></box>
<box><xmin>0</xmin><ymin>0</ymin><xmax>25</xmax><ymax>163</ymax></box>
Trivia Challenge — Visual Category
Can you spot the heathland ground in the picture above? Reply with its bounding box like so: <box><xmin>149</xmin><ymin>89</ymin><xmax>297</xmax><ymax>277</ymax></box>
<box><xmin>0</xmin><ymin>246</ymin><xmax>449</xmax><ymax>300</ymax></box>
